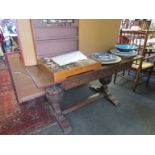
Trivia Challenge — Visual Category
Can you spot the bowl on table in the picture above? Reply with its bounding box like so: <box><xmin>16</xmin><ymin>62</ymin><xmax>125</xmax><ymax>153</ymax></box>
<box><xmin>115</xmin><ymin>44</ymin><xmax>138</xmax><ymax>52</ymax></box>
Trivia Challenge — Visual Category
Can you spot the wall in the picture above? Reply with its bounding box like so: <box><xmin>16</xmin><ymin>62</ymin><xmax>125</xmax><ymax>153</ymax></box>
<box><xmin>79</xmin><ymin>19</ymin><xmax>121</xmax><ymax>54</ymax></box>
<box><xmin>16</xmin><ymin>19</ymin><xmax>37</xmax><ymax>66</ymax></box>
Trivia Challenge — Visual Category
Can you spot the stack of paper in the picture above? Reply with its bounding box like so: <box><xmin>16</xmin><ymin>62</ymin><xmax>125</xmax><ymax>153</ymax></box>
<box><xmin>51</xmin><ymin>51</ymin><xmax>88</xmax><ymax>66</ymax></box>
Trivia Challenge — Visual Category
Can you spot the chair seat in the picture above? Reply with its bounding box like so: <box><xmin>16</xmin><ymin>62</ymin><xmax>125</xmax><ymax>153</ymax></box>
<box><xmin>132</xmin><ymin>60</ymin><xmax>154</xmax><ymax>70</ymax></box>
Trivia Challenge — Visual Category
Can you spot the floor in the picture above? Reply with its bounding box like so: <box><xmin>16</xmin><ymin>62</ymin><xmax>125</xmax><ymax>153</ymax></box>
<box><xmin>1</xmin><ymin>60</ymin><xmax>155</xmax><ymax>135</ymax></box>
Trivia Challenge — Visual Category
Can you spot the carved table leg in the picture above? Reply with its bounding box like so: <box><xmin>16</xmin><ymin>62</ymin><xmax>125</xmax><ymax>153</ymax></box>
<box><xmin>46</xmin><ymin>84</ymin><xmax>72</xmax><ymax>134</ymax></box>
<box><xmin>90</xmin><ymin>76</ymin><xmax>119</xmax><ymax>106</ymax></box>
<box><xmin>99</xmin><ymin>76</ymin><xmax>119</xmax><ymax>106</ymax></box>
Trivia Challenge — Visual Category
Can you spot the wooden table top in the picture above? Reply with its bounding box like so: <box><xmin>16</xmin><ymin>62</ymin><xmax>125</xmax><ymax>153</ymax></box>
<box><xmin>7</xmin><ymin>53</ymin><xmax>135</xmax><ymax>103</ymax></box>
<box><xmin>27</xmin><ymin>58</ymin><xmax>133</xmax><ymax>90</ymax></box>
<box><xmin>6</xmin><ymin>53</ymin><xmax>45</xmax><ymax>103</ymax></box>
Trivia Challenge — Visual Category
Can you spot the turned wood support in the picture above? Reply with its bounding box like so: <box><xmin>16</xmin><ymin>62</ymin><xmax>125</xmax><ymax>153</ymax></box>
<box><xmin>89</xmin><ymin>76</ymin><xmax>119</xmax><ymax>106</ymax></box>
<box><xmin>99</xmin><ymin>75</ymin><xmax>112</xmax><ymax>85</ymax></box>
<box><xmin>99</xmin><ymin>76</ymin><xmax>119</xmax><ymax>106</ymax></box>
<box><xmin>46</xmin><ymin>83</ymin><xmax>72</xmax><ymax>134</ymax></box>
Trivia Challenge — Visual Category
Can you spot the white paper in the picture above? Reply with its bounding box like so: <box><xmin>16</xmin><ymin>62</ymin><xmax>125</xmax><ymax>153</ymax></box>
<box><xmin>51</xmin><ymin>51</ymin><xmax>88</xmax><ymax>66</ymax></box>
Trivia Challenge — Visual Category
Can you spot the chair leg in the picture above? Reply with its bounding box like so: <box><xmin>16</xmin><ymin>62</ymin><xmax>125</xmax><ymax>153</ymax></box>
<box><xmin>122</xmin><ymin>70</ymin><xmax>125</xmax><ymax>76</ymax></box>
<box><xmin>146</xmin><ymin>67</ymin><xmax>154</xmax><ymax>86</ymax></box>
<box><xmin>128</xmin><ymin>69</ymin><xmax>131</xmax><ymax>76</ymax></box>
<box><xmin>113</xmin><ymin>73</ymin><xmax>117</xmax><ymax>84</ymax></box>
<box><xmin>133</xmin><ymin>70</ymin><xmax>141</xmax><ymax>92</ymax></box>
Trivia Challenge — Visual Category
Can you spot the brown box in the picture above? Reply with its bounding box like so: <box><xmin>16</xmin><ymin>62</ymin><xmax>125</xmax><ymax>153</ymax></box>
<box><xmin>31</xmin><ymin>19</ymin><xmax>101</xmax><ymax>82</ymax></box>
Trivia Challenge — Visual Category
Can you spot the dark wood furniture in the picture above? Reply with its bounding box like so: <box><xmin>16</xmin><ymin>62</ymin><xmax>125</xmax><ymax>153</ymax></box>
<box><xmin>114</xmin><ymin>30</ymin><xmax>155</xmax><ymax>92</ymax></box>
<box><xmin>5</xmin><ymin>19</ymin><xmax>139</xmax><ymax>133</ymax></box>
<box><xmin>5</xmin><ymin>20</ymin><xmax>143</xmax><ymax>133</ymax></box>
<box><xmin>6</xmin><ymin>53</ymin><xmax>135</xmax><ymax>133</ymax></box>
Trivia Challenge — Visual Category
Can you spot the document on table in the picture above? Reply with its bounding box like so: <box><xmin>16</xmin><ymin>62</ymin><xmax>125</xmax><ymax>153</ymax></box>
<box><xmin>51</xmin><ymin>51</ymin><xmax>88</xmax><ymax>66</ymax></box>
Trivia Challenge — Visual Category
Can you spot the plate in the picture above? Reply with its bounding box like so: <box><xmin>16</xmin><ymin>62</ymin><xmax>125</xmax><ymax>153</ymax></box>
<box><xmin>101</xmin><ymin>56</ymin><xmax>121</xmax><ymax>64</ymax></box>
<box><xmin>92</xmin><ymin>52</ymin><xmax>118</xmax><ymax>61</ymax></box>
<box><xmin>92</xmin><ymin>52</ymin><xmax>121</xmax><ymax>64</ymax></box>
<box><xmin>110</xmin><ymin>48</ymin><xmax>138</xmax><ymax>58</ymax></box>
<box><xmin>115</xmin><ymin>44</ymin><xmax>138</xmax><ymax>52</ymax></box>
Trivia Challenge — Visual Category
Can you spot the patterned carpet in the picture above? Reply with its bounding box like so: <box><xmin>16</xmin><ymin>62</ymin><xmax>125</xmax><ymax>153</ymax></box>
<box><xmin>0</xmin><ymin>62</ymin><xmax>56</xmax><ymax>134</ymax></box>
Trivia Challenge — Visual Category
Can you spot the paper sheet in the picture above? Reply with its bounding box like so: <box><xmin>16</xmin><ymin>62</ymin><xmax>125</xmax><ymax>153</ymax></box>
<box><xmin>51</xmin><ymin>51</ymin><xmax>88</xmax><ymax>66</ymax></box>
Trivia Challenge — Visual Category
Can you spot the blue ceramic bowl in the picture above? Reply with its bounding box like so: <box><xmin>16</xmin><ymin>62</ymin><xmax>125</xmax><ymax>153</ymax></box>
<box><xmin>115</xmin><ymin>44</ymin><xmax>138</xmax><ymax>52</ymax></box>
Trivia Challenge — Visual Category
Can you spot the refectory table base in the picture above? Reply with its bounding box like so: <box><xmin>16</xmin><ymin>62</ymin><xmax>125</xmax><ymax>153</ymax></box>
<box><xmin>46</xmin><ymin>75</ymin><xmax>118</xmax><ymax>134</ymax></box>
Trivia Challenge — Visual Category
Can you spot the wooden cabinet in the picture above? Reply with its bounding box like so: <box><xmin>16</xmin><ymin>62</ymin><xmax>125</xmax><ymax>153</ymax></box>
<box><xmin>30</xmin><ymin>19</ymin><xmax>101</xmax><ymax>82</ymax></box>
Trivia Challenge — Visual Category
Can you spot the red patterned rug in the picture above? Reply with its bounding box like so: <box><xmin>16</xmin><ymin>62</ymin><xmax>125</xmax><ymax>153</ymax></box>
<box><xmin>0</xmin><ymin>67</ymin><xmax>56</xmax><ymax>134</ymax></box>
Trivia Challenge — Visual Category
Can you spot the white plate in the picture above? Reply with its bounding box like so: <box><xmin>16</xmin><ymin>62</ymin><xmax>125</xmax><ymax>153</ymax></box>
<box><xmin>92</xmin><ymin>53</ymin><xmax>122</xmax><ymax>64</ymax></box>
<box><xmin>110</xmin><ymin>48</ymin><xmax>138</xmax><ymax>58</ymax></box>
<box><xmin>101</xmin><ymin>56</ymin><xmax>122</xmax><ymax>64</ymax></box>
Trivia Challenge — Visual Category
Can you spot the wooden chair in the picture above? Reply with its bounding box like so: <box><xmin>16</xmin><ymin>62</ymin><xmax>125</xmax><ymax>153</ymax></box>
<box><xmin>114</xmin><ymin>29</ymin><xmax>155</xmax><ymax>92</ymax></box>
<box><xmin>139</xmin><ymin>19</ymin><xmax>151</xmax><ymax>31</ymax></box>
<box><xmin>118</xmin><ymin>29</ymin><xmax>148</xmax><ymax>55</ymax></box>
<box><xmin>121</xmin><ymin>19</ymin><xmax>151</xmax><ymax>30</ymax></box>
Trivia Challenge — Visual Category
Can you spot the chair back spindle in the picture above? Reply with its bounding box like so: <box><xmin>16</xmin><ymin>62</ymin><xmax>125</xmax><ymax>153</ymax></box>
<box><xmin>119</xmin><ymin>30</ymin><xmax>148</xmax><ymax>55</ymax></box>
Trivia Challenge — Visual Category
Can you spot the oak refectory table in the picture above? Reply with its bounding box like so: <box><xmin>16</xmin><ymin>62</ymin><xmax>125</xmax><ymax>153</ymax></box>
<box><xmin>6</xmin><ymin>53</ymin><xmax>134</xmax><ymax>134</ymax></box>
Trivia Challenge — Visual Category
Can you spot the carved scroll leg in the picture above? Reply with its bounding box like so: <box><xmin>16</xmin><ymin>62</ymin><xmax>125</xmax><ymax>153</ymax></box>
<box><xmin>46</xmin><ymin>84</ymin><xmax>72</xmax><ymax>134</ymax></box>
<box><xmin>99</xmin><ymin>76</ymin><xmax>119</xmax><ymax>106</ymax></box>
